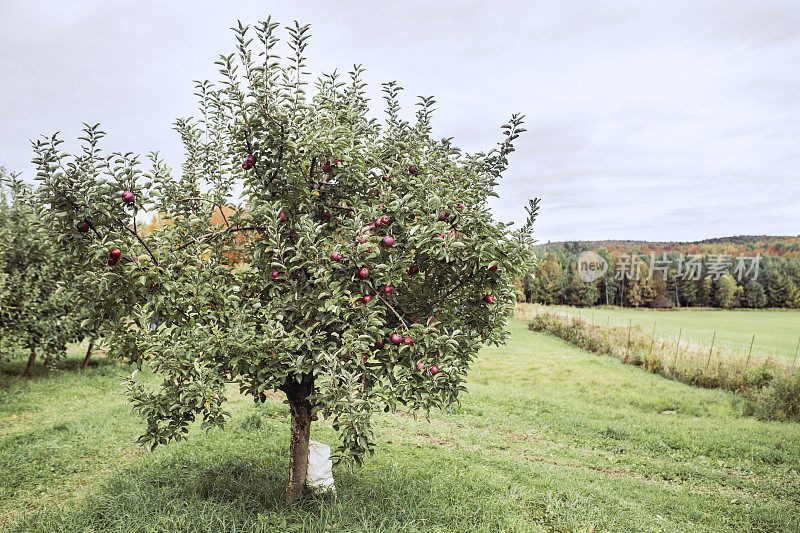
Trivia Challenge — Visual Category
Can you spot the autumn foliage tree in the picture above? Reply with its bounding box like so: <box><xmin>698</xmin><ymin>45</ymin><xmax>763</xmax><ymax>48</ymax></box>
<box><xmin>28</xmin><ymin>18</ymin><xmax>536</xmax><ymax>503</ymax></box>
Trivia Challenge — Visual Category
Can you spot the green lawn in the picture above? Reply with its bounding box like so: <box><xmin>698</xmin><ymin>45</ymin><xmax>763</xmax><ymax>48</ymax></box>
<box><xmin>1</xmin><ymin>321</ymin><xmax>799</xmax><ymax>532</ymax></box>
<box><xmin>539</xmin><ymin>305</ymin><xmax>800</xmax><ymax>363</ymax></box>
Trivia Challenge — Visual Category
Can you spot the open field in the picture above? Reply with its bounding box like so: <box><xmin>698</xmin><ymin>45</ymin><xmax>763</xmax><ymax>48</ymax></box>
<box><xmin>2</xmin><ymin>321</ymin><xmax>800</xmax><ymax>532</ymax></box>
<box><xmin>534</xmin><ymin>305</ymin><xmax>800</xmax><ymax>364</ymax></box>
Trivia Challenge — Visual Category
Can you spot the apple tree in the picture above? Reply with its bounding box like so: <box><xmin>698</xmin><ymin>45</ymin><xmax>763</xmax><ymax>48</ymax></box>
<box><xmin>0</xmin><ymin>175</ymin><xmax>96</xmax><ymax>376</ymax></box>
<box><xmin>29</xmin><ymin>17</ymin><xmax>537</xmax><ymax>503</ymax></box>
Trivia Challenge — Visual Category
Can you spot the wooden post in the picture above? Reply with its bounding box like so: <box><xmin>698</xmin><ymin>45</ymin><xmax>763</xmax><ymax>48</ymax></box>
<box><xmin>626</xmin><ymin>319</ymin><xmax>632</xmax><ymax>356</ymax></box>
<box><xmin>792</xmin><ymin>336</ymin><xmax>800</xmax><ymax>372</ymax></box>
<box><xmin>745</xmin><ymin>334</ymin><xmax>755</xmax><ymax>368</ymax></box>
<box><xmin>705</xmin><ymin>331</ymin><xmax>716</xmax><ymax>369</ymax></box>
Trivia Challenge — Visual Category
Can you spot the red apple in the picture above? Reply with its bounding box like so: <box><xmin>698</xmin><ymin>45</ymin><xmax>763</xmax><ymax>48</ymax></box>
<box><xmin>278</xmin><ymin>211</ymin><xmax>287</xmax><ymax>222</ymax></box>
<box><xmin>430</xmin><ymin>365</ymin><xmax>440</xmax><ymax>376</ymax></box>
<box><xmin>382</xmin><ymin>175</ymin><xmax>390</xmax><ymax>182</ymax></box>
<box><xmin>121</xmin><ymin>191</ymin><xmax>134</xmax><ymax>203</ymax></box>
<box><xmin>241</xmin><ymin>161</ymin><xmax>250</xmax><ymax>170</ymax></box>
<box><xmin>245</xmin><ymin>154</ymin><xmax>256</xmax><ymax>166</ymax></box>
<box><xmin>109</xmin><ymin>248</ymin><xmax>121</xmax><ymax>260</ymax></box>
<box><xmin>416</xmin><ymin>361</ymin><xmax>425</xmax><ymax>371</ymax></box>
<box><xmin>382</xmin><ymin>235</ymin><xmax>395</xmax><ymax>247</ymax></box>
<box><xmin>489</xmin><ymin>264</ymin><xmax>498</xmax><ymax>272</ymax></box>
<box><xmin>438</xmin><ymin>211</ymin><xmax>451</xmax><ymax>221</ymax></box>
<box><xmin>408</xmin><ymin>166</ymin><xmax>417</xmax><ymax>174</ymax></box>
<box><xmin>322</xmin><ymin>161</ymin><xmax>332</xmax><ymax>174</ymax></box>
<box><xmin>330</xmin><ymin>251</ymin><xmax>342</xmax><ymax>262</ymax></box>
<box><xmin>356</xmin><ymin>232</ymin><xmax>369</xmax><ymax>244</ymax></box>
<box><xmin>76</xmin><ymin>220</ymin><xmax>90</xmax><ymax>233</ymax></box>
<box><xmin>484</xmin><ymin>294</ymin><xmax>495</xmax><ymax>303</ymax></box>
<box><xmin>390</xmin><ymin>333</ymin><xmax>402</xmax><ymax>345</ymax></box>
<box><xmin>357</xmin><ymin>266</ymin><xmax>369</xmax><ymax>279</ymax></box>
<box><xmin>361</xmin><ymin>294</ymin><xmax>373</xmax><ymax>305</ymax></box>
<box><xmin>383</xmin><ymin>285</ymin><xmax>394</xmax><ymax>296</ymax></box>
<box><xmin>362</xmin><ymin>353</ymin><xmax>369</xmax><ymax>362</ymax></box>
<box><xmin>407</xmin><ymin>264</ymin><xmax>419</xmax><ymax>275</ymax></box>
<box><xmin>380</xmin><ymin>215</ymin><xmax>390</xmax><ymax>225</ymax></box>
<box><xmin>403</xmin><ymin>336</ymin><xmax>413</xmax><ymax>346</ymax></box>
<box><xmin>271</xmin><ymin>270</ymin><xmax>280</xmax><ymax>279</ymax></box>
<box><xmin>107</xmin><ymin>257</ymin><xmax>118</xmax><ymax>266</ymax></box>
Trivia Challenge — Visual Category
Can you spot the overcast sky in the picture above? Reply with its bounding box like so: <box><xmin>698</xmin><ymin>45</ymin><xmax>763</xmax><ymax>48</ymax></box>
<box><xmin>1</xmin><ymin>1</ymin><xmax>798</xmax><ymax>242</ymax></box>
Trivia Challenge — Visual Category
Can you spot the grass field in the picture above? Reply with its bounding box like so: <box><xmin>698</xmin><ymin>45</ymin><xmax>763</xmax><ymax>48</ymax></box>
<box><xmin>540</xmin><ymin>305</ymin><xmax>800</xmax><ymax>364</ymax></box>
<box><xmin>2</xmin><ymin>320</ymin><xmax>799</xmax><ymax>532</ymax></box>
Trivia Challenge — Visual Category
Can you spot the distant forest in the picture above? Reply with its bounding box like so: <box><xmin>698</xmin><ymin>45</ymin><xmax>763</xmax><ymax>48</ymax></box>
<box><xmin>524</xmin><ymin>236</ymin><xmax>800</xmax><ymax>309</ymax></box>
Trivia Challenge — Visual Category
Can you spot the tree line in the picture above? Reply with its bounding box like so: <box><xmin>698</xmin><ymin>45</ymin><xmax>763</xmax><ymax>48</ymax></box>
<box><xmin>523</xmin><ymin>242</ymin><xmax>800</xmax><ymax>309</ymax></box>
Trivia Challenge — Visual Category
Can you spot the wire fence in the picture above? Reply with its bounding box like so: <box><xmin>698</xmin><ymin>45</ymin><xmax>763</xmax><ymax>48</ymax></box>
<box><xmin>516</xmin><ymin>304</ymin><xmax>800</xmax><ymax>372</ymax></box>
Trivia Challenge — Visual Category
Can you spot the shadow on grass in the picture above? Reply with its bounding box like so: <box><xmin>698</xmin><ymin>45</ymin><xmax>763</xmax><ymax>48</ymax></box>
<box><xmin>5</xmin><ymin>411</ymin><xmax>799</xmax><ymax>533</ymax></box>
<box><xmin>7</xmin><ymin>440</ymin><xmax>522</xmax><ymax>533</ymax></box>
<box><xmin>0</xmin><ymin>354</ymin><xmax>119</xmax><ymax>383</ymax></box>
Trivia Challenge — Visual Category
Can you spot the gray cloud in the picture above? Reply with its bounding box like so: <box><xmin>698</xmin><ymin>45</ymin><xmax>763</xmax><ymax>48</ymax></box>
<box><xmin>1</xmin><ymin>0</ymin><xmax>798</xmax><ymax>241</ymax></box>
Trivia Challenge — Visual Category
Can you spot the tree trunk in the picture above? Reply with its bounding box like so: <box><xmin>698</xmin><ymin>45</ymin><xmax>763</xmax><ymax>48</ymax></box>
<box><xmin>22</xmin><ymin>346</ymin><xmax>36</xmax><ymax>378</ymax></box>
<box><xmin>80</xmin><ymin>340</ymin><xmax>95</xmax><ymax>369</ymax></box>
<box><xmin>282</xmin><ymin>375</ymin><xmax>314</xmax><ymax>505</ymax></box>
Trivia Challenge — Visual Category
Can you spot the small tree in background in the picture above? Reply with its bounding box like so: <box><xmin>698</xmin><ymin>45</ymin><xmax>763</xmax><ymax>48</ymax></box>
<box><xmin>741</xmin><ymin>280</ymin><xmax>767</xmax><ymax>308</ymax></box>
<box><xmin>715</xmin><ymin>273</ymin><xmax>739</xmax><ymax>309</ymax></box>
<box><xmin>27</xmin><ymin>17</ymin><xmax>536</xmax><ymax>503</ymax></box>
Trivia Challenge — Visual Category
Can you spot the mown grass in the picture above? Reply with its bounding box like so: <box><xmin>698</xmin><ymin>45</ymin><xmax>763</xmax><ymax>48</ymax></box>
<box><xmin>2</xmin><ymin>321</ymin><xmax>799</xmax><ymax>532</ymax></box>
<box><xmin>538</xmin><ymin>304</ymin><xmax>800</xmax><ymax>363</ymax></box>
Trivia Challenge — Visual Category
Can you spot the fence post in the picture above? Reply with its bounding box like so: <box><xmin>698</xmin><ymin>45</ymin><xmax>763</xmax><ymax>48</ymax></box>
<box><xmin>626</xmin><ymin>318</ymin><xmax>632</xmax><ymax>356</ymax></box>
<box><xmin>648</xmin><ymin>322</ymin><xmax>656</xmax><ymax>357</ymax></box>
<box><xmin>792</xmin><ymin>336</ymin><xmax>800</xmax><ymax>372</ymax></box>
<box><xmin>705</xmin><ymin>331</ymin><xmax>716</xmax><ymax>369</ymax></box>
<box><xmin>745</xmin><ymin>335</ymin><xmax>755</xmax><ymax>368</ymax></box>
